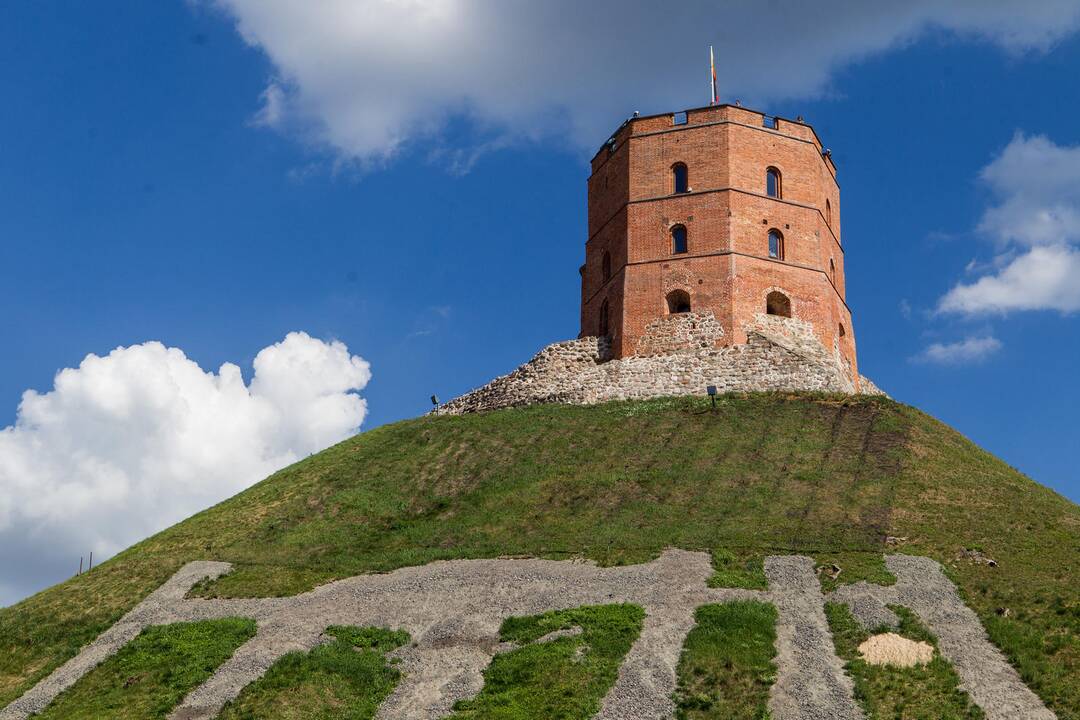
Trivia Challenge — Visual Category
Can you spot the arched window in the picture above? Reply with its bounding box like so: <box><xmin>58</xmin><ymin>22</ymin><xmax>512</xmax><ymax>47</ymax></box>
<box><xmin>766</xmin><ymin>291</ymin><xmax>791</xmax><ymax>318</ymax></box>
<box><xmin>599</xmin><ymin>299</ymin><xmax>610</xmax><ymax>336</ymax></box>
<box><xmin>666</xmin><ymin>289</ymin><xmax>691</xmax><ymax>314</ymax></box>
<box><xmin>829</xmin><ymin>257</ymin><xmax>836</xmax><ymax>280</ymax></box>
<box><xmin>768</xmin><ymin>229</ymin><xmax>784</xmax><ymax>260</ymax></box>
<box><xmin>825</xmin><ymin>199</ymin><xmax>832</xmax><ymax>226</ymax></box>
<box><xmin>839</xmin><ymin>323</ymin><xmax>846</xmax><ymax>338</ymax></box>
<box><xmin>672</xmin><ymin>163</ymin><xmax>689</xmax><ymax>194</ymax></box>
<box><xmin>766</xmin><ymin>167</ymin><xmax>781</xmax><ymax>198</ymax></box>
<box><xmin>601</xmin><ymin>251</ymin><xmax>612</xmax><ymax>282</ymax></box>
<box><xmin>671</xmin><ymin>225</ymin><xmax>688</xmax><ymax>254</ymax></box>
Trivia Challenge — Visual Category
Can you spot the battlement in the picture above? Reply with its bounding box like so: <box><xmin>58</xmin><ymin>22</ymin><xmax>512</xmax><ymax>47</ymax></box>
<box><xmin>591</xmin><ymin>103</ymin><xmax>836</xmax><ymax>177</ymax></box>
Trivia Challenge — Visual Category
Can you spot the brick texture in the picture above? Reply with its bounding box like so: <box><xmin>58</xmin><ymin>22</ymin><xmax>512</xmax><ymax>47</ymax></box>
<box><xmin>581</xmin><ymin>104</ymin><xmax>859</xmax><ymax>386</ymax></box>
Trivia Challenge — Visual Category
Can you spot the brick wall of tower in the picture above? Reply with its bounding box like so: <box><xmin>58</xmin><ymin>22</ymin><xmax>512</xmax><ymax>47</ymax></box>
<box><xmin>580</xmin><ymin>103</ymin><xmax>859</xmax><ymax>382</ymax></box>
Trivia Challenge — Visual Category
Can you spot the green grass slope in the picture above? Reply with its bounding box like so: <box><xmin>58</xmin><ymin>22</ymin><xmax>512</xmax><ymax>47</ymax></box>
<box><xmin>1</xmin><ymin>394</ymin><xmax>1077</xmax><ymax>717</ymax></box>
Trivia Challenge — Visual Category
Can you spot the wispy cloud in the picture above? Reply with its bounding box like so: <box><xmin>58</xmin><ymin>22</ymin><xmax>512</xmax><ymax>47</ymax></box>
<box><xmin>251</xmin><ymin>80</ymin><xmax>286</xmax><ymax>128</ymax></box>
<box><xmin>898</xmin><ymin>299</ymin><xmax>913</xmax><ymax>320</ymax></box>
<box><xmin>406</xmin><ymin>305</ymin><xmax>453</xmax><ymax>340</ymax></box>
<box><xmin>912</xmin><ymin>336</ymin><xmax>1002</xmax><ymax>365</ymax></box>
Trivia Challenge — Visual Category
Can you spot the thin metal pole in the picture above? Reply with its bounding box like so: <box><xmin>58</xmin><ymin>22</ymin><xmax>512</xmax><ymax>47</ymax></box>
<box><xmin>79</xmin><ymin>557</ymin><xmax>83</xmax><ymax>576</ymax></box>
<box><xmin>88</xmin><ymin>551</ymin><xmax>93</xmax><ymax>571</ymax></box>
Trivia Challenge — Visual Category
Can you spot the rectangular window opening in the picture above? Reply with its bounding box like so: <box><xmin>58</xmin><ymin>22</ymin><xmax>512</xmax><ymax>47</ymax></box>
<box><xmin>673</xmin><ymin>111</ymin><xmax>688</xmax><ymax>126</ymax></box>
<box><xmin>672</xmin><ymin>227</ymin><xmax>688</xmax><ymax>254</ymax></box>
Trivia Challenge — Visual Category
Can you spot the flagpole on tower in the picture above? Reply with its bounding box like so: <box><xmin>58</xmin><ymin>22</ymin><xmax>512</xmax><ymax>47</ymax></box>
<box><xmin>709</xmin><ymin>45</ymin><xmax>718</xmax><ymax>105</ymax></box>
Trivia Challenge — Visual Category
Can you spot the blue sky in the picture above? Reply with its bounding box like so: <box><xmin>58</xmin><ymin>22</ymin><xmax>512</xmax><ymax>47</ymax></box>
<box><xmin>2</xmin><ymin>2</ymin><xmax>1080</xmax><ymax>604</ymax></box>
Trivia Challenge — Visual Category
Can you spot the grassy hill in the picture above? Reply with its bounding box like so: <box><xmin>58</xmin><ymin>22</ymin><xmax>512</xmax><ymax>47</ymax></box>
<box><xmin>1</xmin><ymin>393</ymin><xmax>1077</xmax><ymax>718</ymax></box>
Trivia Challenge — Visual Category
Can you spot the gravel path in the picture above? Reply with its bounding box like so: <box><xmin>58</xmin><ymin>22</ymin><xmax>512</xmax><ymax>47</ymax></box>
<box><xmin>2</xmin><ymin>551</ymin><xmax>1056</xmax><ymax>720</ymax></box>
<box><xmin>828</xmin><ymin>585</ymin><xmax>900</xmax><ymax>631</ymax></box>
<box><xmin>0</xmin><ymin>562</ymin><xmax>235</xmax><ymax>720</ymax></box>
<box><xmin>829</xmin><ymin>555</ymin><xmax>1056</xmax><ymax>720</ymax></box>
<box><xmin>3</xmin><ymin>550</ymin><xmax>737</xmax><ymax>720</ymax></box>
<box><xmin>765</xmin><ymin>556</ymin><xmax>866</xmax><ymax>720</ymax></box>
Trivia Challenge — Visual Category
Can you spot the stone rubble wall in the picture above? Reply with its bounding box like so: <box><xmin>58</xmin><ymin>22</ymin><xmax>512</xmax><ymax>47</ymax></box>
<box><xmin>438</xmin><ymin>313</ymin><xmax>885</xmax><ymax>416</ymax></box>
<box><xmin>857</xmin><ymin>374</ymin><xmax>886</xmax><ymax>397</ymax></box>
<box><xmin>635</xmin><ymin>311</ymin><xmax>725</xmax><ymax>356</ymax></box>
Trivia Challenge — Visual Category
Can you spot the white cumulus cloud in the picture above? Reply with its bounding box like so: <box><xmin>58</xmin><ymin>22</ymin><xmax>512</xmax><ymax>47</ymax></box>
<box><xmin>913</xmin><ymin>336</ymin><xmax>1002</xmax><ymax>365</ymax></box>
<box><xmin>0</xmin><ymin>332</ymin><xmax>370</xmax><ymax>606</ymax></box>
<box><xmin>207</xmin><ymin>0</ymin><xmax>1080</xmax><ymax>164</ymax></box>
<box><xmin>939</xmin><ymin>244</ymin><xmax>1080</xmax><ymax>315</ymax></box>
<box><xmin>976</xmin><ymin>133</ymin><xmax>1080</xmax><ymax>247</ymax></box>
<box><xmin>939</xmin><ymin>134</ymin><xmax>1080</xmax><ymax>315</ymax></box>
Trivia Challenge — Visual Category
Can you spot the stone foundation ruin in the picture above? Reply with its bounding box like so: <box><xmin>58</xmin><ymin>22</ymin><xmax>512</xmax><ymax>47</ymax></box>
<box><xmin>437</xmin><ymin>313</ymin><xmax>884</xmax><ymax>415</ymax></box>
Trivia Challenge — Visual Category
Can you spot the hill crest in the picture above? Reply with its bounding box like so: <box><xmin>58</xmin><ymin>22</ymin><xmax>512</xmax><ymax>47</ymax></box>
<box><xmin>1</xmin><ymin>394</ymin><xmax>1076</xmax><ymax>719</ymax></box>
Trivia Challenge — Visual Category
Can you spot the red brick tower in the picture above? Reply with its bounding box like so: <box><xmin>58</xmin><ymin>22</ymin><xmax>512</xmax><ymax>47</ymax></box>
<box><xmin>580</xmin><ymin>104</ymin><xmax>858</xmax><ymax>381</ymax></box>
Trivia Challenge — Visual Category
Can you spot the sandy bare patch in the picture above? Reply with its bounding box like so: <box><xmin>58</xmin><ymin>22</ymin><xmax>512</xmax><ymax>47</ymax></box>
<box><xmin>858</xmin><ymin>632</ymin><xmax>933</xmax><ymax>667</ymax></box>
